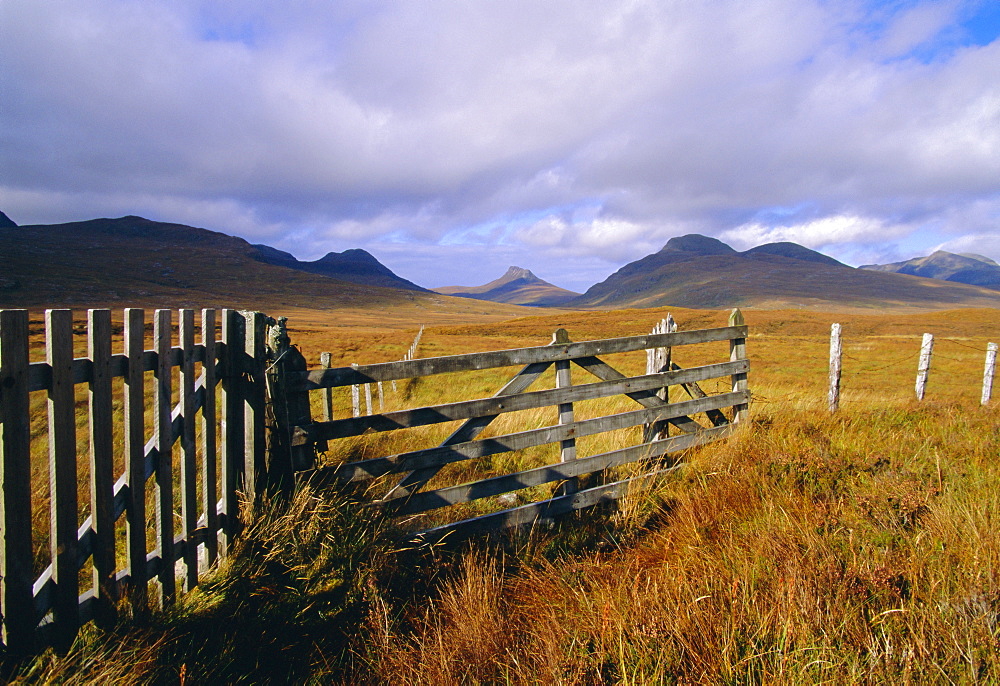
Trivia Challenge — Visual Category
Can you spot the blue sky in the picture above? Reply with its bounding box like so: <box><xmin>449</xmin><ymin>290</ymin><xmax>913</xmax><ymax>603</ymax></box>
<box><xmin>1</xmin><ymin>0</ymin><xmax>998</xmax><ymax>292</ymax></box>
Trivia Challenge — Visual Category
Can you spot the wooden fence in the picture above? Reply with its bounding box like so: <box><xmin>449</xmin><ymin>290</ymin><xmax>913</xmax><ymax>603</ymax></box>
<box><xmin>0</xmin><ymin>306</ymin><xmax>747</xmax><ymax>653</ymax></box>
<box><xmin>289</xmin><ymin>309</ymin><xmax>749</xmax><ymax>544</ymax></box>
<box><xmin>0</xmin><ymin>308</ymin><xmax>295</xmax><ymax>654</ymax></box>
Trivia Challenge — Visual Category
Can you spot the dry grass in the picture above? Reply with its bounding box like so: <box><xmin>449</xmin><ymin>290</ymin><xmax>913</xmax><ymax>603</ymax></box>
<box><xmin>7</xmin><ymin>304</ymin><xmax>1000</xmax><ymax>683</ymax></box>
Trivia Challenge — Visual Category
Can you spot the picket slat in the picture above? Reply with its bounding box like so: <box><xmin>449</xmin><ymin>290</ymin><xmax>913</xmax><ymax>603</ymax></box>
<box><xmin>123</xmin><ymin>308</ymin><xmax>148</xmax><ymax>611</ymax></box>
<box><xmin>87</xmin><ymin>309</ymin><xmax>116</xmax><ymax>627</ymax></box>
<box><xmin>153</xmin><ymin>310</ymin><xmax>176</xmax><ymax>606</ymax></box>
<box><xmin>221</xmin><ymin>309</ymin><xmax>244</xmax><ymax>550</ymax></box>
<box><xmin>46</xmin><ymin>309</ymin><xmax>79</xmax><ymax>645</ymax></box>
<box><xmin>180</xmin><ymin>310</ymin><xmax>198</xmax><ymax>590</ymax></box>
<box><xmin>201</xmin><ymin>309</ymin><xmax>219</xmax><ymax>565</ymax></box>
<box><xmin>0</xmin><ymin>309</ymin><xmax>35</xmax><ymax>653</ymax></box>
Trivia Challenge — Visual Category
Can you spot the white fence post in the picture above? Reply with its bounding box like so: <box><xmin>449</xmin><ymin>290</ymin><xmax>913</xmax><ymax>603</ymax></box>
<box><xmin>915</xmin><ymin>333</ymin><xmax>934</xmax><ymax>401</ymax></box>
<box><xmin>828</xmin><ymin>323</ymin><xmax>842</xmax><ymax>412</ymax></box>
<box><xmin>983</xmin><ymin>342</ymin><xmax>998</xmax><ymax>406</ymax></box>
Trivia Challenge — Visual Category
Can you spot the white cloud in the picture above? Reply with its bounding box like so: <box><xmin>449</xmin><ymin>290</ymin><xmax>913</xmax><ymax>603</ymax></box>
<box><xmin>721</xmin><ymin>215</ymin><xmax>911</xmax><ymax>251</ymax></box>
<box><xmin>1</xmin><ymin>0</ymin><xmax>998</xmax><ymax>288</ymax></box>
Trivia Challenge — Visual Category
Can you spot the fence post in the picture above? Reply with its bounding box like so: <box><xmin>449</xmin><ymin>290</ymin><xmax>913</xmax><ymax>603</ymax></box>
<box><xmin>983</xmin><ymin>342</ymin><xmax>998</xmax><ymax>406</ymax></box>
<box><xmin>0</xmin><ymin>309</ymin><xmax>35</xmax><ymax>653</ymax></box>
<box><xmin>644</xmin><ymin>315</ymin><xmax>675</xmax><ymax>441</ymax></box>
<box><xmin>553</xmin><ymin>328</ymin><xmax>577</xmax><ymax>495</ymax></box>
<box><xmin>265</xmin><ymin>316</ymin><xmax>315</xmax><ymax>493</ymax></box>
<box><xmin>828</xmin><ymin>323</ymin><xmax>842</xmax><ymax>413</ymax></box>
<box><xmin>320</xmin><ymin>352</ymin><xmax>334</xmax><ymax>421</ymax></box>
<box><xmin>729</xmin><ymin>308</ymin><xmax>748</xmax><ymax>423</ymax></box>
<box><xmin>915</xmin><ymin>333</ymin><xmax>934</xmax><ymax>401</ymax></box>
<box><xmin>351</xmin><ymin>364</ymin><xmax>361</xmax><ymax>418</ymax></box>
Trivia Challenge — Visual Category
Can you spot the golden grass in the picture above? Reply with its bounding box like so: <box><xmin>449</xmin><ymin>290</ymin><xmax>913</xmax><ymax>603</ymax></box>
<box><xmin>7</xmin><ymin>304</ymin><xmax>1000</xmax><ymax>683</ymax></box>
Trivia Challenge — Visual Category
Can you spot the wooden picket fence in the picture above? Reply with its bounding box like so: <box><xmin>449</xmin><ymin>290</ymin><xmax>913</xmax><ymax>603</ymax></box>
<box><xmin>290</xmin><ymin>310</ymin><xmax>749</xmax><ymax>544</ymax></box>
<box><xmin>0</xmin><ymin>308</ymin><xmax>290</xmax><ymax>654</ymax></box>
<box><xmin>0</xmin><ymin>306</ymin><xmax>748</xmax><ymax>654</ymax></box>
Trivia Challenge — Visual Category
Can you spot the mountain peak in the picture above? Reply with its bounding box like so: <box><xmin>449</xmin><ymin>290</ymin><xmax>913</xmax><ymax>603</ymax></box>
<box><xmin>0</xmin><ymin>210</ymin><xmax>18</xmax><ymax>228</ymax></box>
<box><xmin>661</xmin><ymin>234</ymin><xmax>737</xmax><ymax>255</ymax></box>
<box><xmin>500</xmin><ymin>266</ymin><xmax>537</xmax><ymax>282</ymax></box>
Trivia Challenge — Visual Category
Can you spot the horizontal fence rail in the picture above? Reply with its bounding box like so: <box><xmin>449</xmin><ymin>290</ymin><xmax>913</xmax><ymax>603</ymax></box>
<box><xmin>292</xmin><ymin>325</ymin><xmax>748</xmax><ymax>390</ymax></box>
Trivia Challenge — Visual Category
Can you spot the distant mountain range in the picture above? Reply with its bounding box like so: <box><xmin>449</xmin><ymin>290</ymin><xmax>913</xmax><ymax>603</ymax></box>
<box><xmin>434</xmin><ymin>266</ymin><xmax>580</xmax><ymax>306</ymax></box>
<box><xmin>568</xmin><ymin>234</ymin><xmax>1000</xmax><ymax>310</ymax></box>
<box><xmin>3</xmin><ymin>210</ymin><xmax>1000</xmax><ymax>313</ymax></box>
<box><xmin>0</xmin><ymin>215</ymin><xmax>439</xmax><ymax>310</ymax></box>
<box><xmin>861</xmin><ymin>251</ymin><xmax>1000</xmax><ymax>289</ymax></box>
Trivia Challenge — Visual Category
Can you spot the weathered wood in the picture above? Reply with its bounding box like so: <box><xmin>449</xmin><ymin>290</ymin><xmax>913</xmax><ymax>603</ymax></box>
<box><xmin>553</xmin><ymin>329</ymin><xmax>577</xmax><ymax>495</ymax></box>
<box><xmin>46</xmin><ymin>309</ymin><xmax>80</xmax><ymax>644</ymax></box>
<box><xmin>301</xmin><ymin>360</ymin><xmax>747</xmax><ymax>443</ymax></box>
<box><xmin>377</xmin><ymin>381</ymin><xmax>384</xmax><ymax>412</ymax></box>
<box><xmin>200</xmin><ymin>309</ymin><xmax>219</xmax><ymax>565</ymax></box>
<box><xmin>666</xmin><ymin>362</ymin><xmax>729</xmax><ymax>427</ymax></box>
<box><xmin>123</xmin><ymin>308</ymin><xmax>148</xmax><ymax>611</ymax></box>
<box><xmin>244</xmin><ymin>311</ymin><xmax>267</xmax><ymax>496</ymax></box>
<box><xmin>413</xmin><ymin>463</ymin><xmax>687</xmax><ymax>545</ymax></box>
<box><xmin>87</xmin><ymin>309</ymin><xmax>116</xmax><ymax>627</ymax></box>
<box><xmin>264</xmin><ymin>316</ymin><xmax>314</xmax><ymax>483</ymax></box>
<box><xmin>293</xmin><ymin>325</ymin><xmax>748</xmax><ymax>390</ymax></box>
<box><xmin>326</xmin><ymin>391</ymin><xmax>747</xmax><ymax>484</ymax></box>
<box><xmin>915</xmin><ymin>332</ymin><xmax>933</xmax><ymax>401</ymax></box>
<box><xmin>220</xmin><ymin>309</ymin><xmax>244</xmax><ymax>551</ymax></box>
<box><xmin>0</xmin><ymin>309</ymin><xmax>35</xmax><ymax>652</ymax></box>
<box><xmin>395</xmin><ymin>424</ymin><xmax>732</xmax><ymax>515</ymax></box>
<box><xmin>729</xmin><ymin>308</ymin><xmax>748</xmax><ymax>423</ymax></box>
<box><xmin>351</xmin><ymin>364</ymin><xmax>360</xmax><ymax>418</ymax></box>
<box><xmin>380</xmin><ymin>361</ymin><xmax>553</xmax><ymax>501</ymax></box>
<box><xmin>572</xmin><ymin>355</ymin><xmax>705</xmax><ymax>434</ymax></box>
<box><xmin>320</xmin><ymin>352</ymin><xmax>334</xmax><ymax>421</ymax></box>
<box><xmin>364</xmin><ymin>383</ymin><xmax>373</xmax><ymax>416</ymax></box>
<box><xmin>179</xmin><ymin>310</ymin><xmax>198</xmax><ymax>590</ymax></box>
<box><xmin>27</xmin><ymin>342</ymin><xmax>216</xmax><ymax>393</ymax></box>
<box><xmin>983</xmin><ymin>342</ymin><xmax>998</xmax><ymax>406</ymax></box>
<box><xmin>644</xmin><ymin>316</ymin><xmax>676</xmax><ymax>441</ymax></box>
<box><xmin>829</xmin><ymin>323</ymin><xmax>842</xmax><ymax>413</ymax></box>
<box><xmin>154</xmin><ymin>310</ymin><xmax>176</xmax><ymax>606</ymax></box>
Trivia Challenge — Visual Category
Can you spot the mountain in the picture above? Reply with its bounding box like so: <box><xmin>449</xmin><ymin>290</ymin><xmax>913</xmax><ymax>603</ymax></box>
<box><xmin>252</xmin><ymin>245</ymin><xmax>428</xmax><ymax>292</ymax></box>
<box><xmin>571</xmin><ymin>234</ymin><xmax>1000</xmax><ymax>311</ymax></box>
<box><xmin>860</xmin><ymin>251</ymin><xmax>1000</xmax><ymax>289</ymax></box>
<box><xmin>434</xmin><ymin>266</ymin><xmax>580</xmax><ymax>306</ymax></box>
<box><xmin>0</xmin><ymin>215</ymin><xmax>448</xmax><ymax>310</ymax></box>
<box><xmin>0</xmin><ymin>210</ymin><xmax>16</xmax><ymax>228</ymax></box>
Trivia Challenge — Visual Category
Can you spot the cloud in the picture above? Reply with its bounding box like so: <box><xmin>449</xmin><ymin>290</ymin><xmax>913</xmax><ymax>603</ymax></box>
<box><xmin>1</xmin><ymin>0</ymin><xmax>999</xmax><ymax>288</ymax></box>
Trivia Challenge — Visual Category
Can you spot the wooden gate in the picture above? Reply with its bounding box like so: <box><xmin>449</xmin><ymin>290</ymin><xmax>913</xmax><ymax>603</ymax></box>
<box><xmin>287</xmin><ymin>309</ymin><xmax>749</xmax><ymax>543</ymax></box>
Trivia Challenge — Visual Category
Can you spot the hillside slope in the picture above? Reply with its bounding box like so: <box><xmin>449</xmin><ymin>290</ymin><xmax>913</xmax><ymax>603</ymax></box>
<box><xmin>860</xmin><ymin>250</ymin><xmax>1000</xmax><ymax>289</ymax></box>
<box><xmin>434</xmin><ymin>266</ymin><xmax>580</xmax><ymax>306</ymax></box>
<box><xmin>252</xmin><ymin>245</ymin><xmax>428</xmax><ymax>292</ymax></box>
<box><xmin>0</xmin><ymin>216</ymin><xmax>494</xmax><ymax>313</ymax></box>
<box><xmin>572</xmin><ymin>235</ymin><xmax>1000</xmax><ymax>311</ymax></box>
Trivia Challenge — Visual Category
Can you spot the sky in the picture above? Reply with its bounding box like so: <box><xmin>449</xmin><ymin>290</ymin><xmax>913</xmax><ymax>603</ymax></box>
<box><xmin>1</xmin><ymin>0</ymin><xmax>999</xmax><ymax>292</ymax></box>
